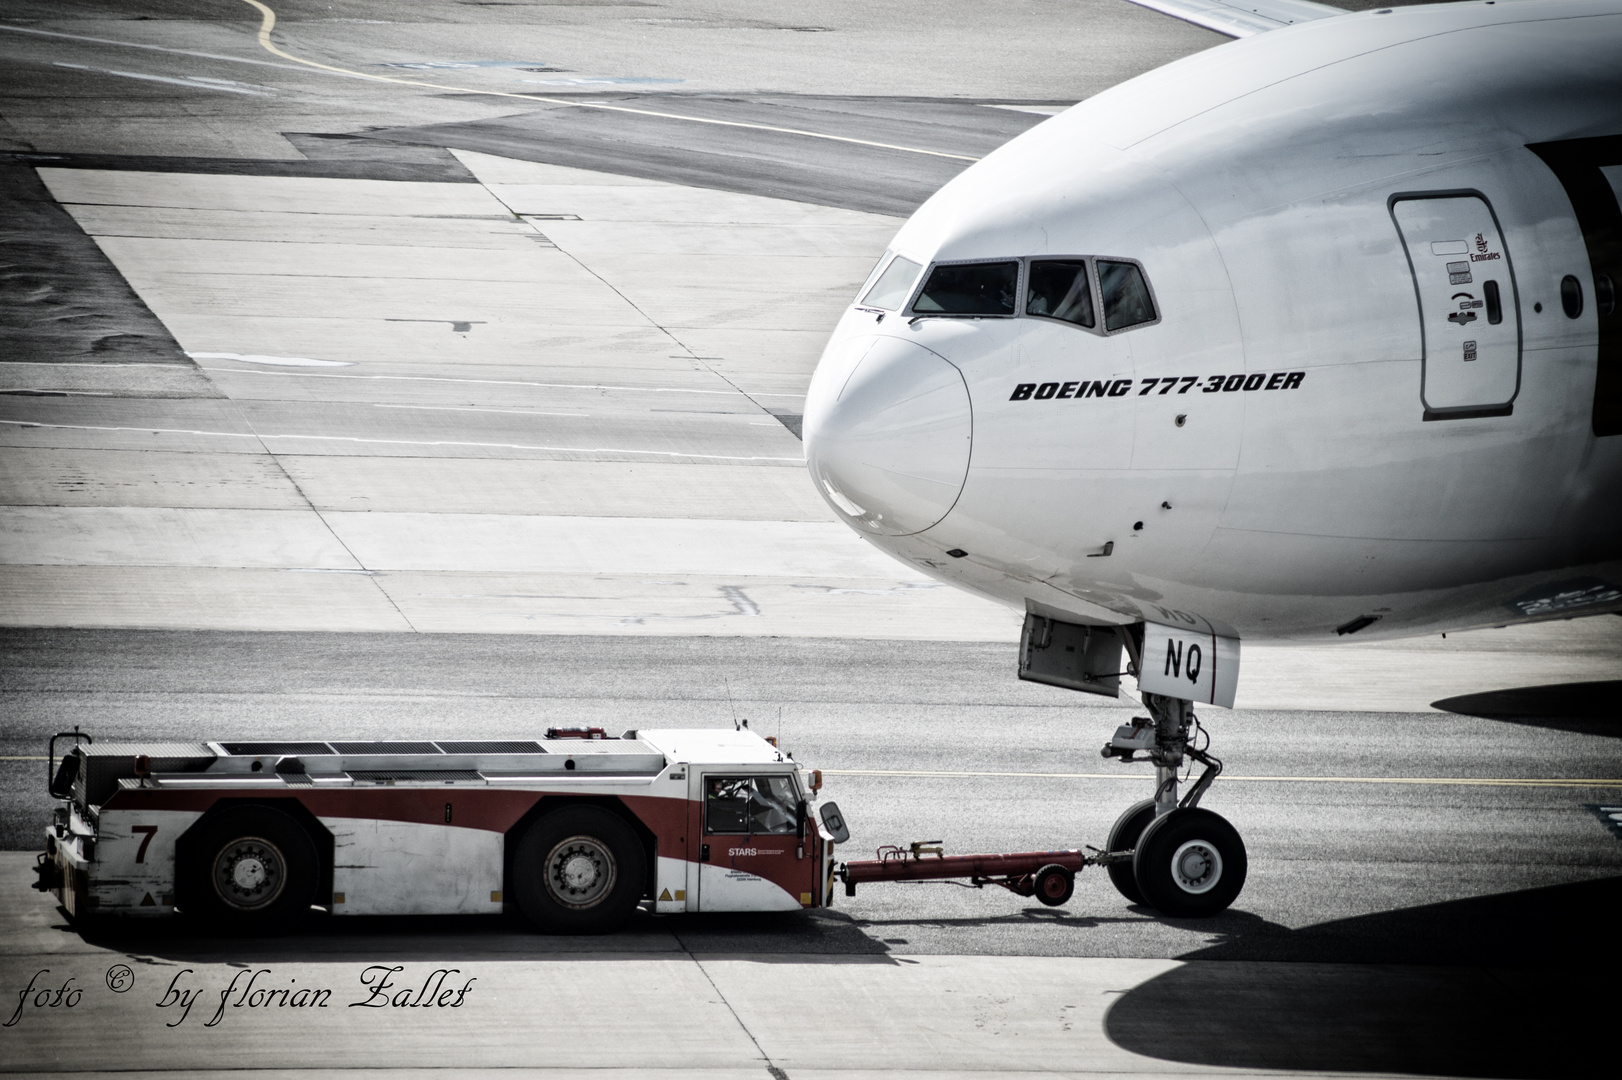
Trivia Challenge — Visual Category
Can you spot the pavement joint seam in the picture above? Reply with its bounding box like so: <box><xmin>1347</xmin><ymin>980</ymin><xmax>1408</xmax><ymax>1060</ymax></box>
<box><xmin>466</xmin><ymin>176</ymin><xmax>790</xmax><ymax>436</ymax></box>
<box><xmin>671</xmin><ymin>929</ymin><xmax>785</xmax><ymax>1080</ymax></box>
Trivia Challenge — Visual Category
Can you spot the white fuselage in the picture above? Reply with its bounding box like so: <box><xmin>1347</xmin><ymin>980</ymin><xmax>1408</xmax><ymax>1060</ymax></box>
<box><xmin>804</xmin><ymin>0</ymin><xmax>1622</xmax><ymax>643</ymax></box>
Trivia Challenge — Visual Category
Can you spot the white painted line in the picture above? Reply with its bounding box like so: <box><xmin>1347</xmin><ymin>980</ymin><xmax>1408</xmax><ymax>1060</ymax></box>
<box><xmin>372</xmin><ymin>404</ymin><xmax>590</xmax><ymax>417</ymax></box>
<box><xmin>190</xmin><ymin>352</ymin><xmax>353</xmax><ymax>368</ymax></box>
<box><xmin>982</xmin><ymin>104</ymin><xmax>1071</xmax><ymax>116</ymax></box>
<box><xmin>7</xmin><ymin>14</ymin><xmax>980</xmax><ymax>159</ymax></box>
<box><xmin>199</xmin><ymin>366</ymin><xmax>805</xmax><ymax>397</ymax></box>
<box><xmin>0</xmin><ymin>22</ymin><xmax>347</xmax><ymax>75</ymax></box>
<box><xmin>238</xmin><ymin>0</ymin><xmax>981</xmax><ymax>163</ymax></box>
<box><xmin>0</xmin><ymin>420</ymin><xmax>801</xmax><ymax>463</ymax></box>
<box><xmin>52</xmin><ymin>61</ymin><xmax>273</xmax><ymax>96</ymax></box>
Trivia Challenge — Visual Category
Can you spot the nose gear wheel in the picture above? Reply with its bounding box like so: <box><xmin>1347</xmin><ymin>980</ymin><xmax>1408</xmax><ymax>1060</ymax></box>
<box><xmin>1170</xmin><ymin>839</ymin><xmax>1223</xmax><ymax>895</ymax></box>
<box><xmin>1133</xmin><ymin>807</ymin><xmax>1247</xmax><ymax>917</ymax></box>
<box><xmin>1104</xmin><ymin>800</ymin><xmax>1156</xmax><ymax>905</ymax></box>
<box><xmin>1096</xmin><ymin>684</ymin><xmax>1247</xmax><ymax>916</ymax></box>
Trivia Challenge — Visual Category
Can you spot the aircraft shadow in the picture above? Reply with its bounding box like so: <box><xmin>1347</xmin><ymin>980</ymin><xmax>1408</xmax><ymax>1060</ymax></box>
<box><xmin>1105</xmin><ymin>875</ymin><xmax>1622</xmax><ymax>1079</ymax></box>
<box><xmin>1433</xmin><ymin>679</ymin><xmax>1622</xmax><ymax>736</ymax></box>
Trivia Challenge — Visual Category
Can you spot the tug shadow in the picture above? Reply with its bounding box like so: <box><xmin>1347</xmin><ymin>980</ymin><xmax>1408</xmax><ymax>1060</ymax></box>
<box><xmin>1105</xmin><ymin>875</ymin><xmax>1622</xmax><ymax>1079</ymax></box>
<box><xmin>65</xmin><ymin>906</ymin><xmax>897</xmax><ymax>964</ymax></box>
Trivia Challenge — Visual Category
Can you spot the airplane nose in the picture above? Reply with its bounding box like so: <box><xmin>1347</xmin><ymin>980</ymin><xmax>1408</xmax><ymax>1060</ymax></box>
<box><xmin>803</xmin><ymin>335</ymin><xmax>972</xmax><ymax>536</ymax></box>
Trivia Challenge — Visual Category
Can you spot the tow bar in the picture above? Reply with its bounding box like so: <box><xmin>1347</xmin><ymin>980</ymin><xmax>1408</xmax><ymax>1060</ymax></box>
<box><xmin>838</xmin><ymin>841</ymin><xmax>1132</xmax><ymax>907</ymax></box>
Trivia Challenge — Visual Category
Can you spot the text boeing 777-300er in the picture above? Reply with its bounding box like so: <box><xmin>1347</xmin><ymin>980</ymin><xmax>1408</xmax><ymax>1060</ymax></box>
<box><xmin>803</xmin><ymin>0</ymin><xmax>1622</xmax><ymax>915</ymax></box>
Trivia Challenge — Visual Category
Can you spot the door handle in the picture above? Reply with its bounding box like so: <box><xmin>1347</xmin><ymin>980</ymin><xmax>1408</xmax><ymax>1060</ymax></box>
<box><xmin>1448</xmin><ymin>310</ymin><xmax>1478</xmax><ymax>325</ymax></box>
<box><xmin>701</xmin><ymin>844</ymin><xmax>710</xmax><ymax>862</ymax></box>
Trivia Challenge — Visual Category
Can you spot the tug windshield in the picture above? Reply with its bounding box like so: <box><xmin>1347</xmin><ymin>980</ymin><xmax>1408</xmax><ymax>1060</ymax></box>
<box><xmin>705</xmin><ymin>775</ymin><xmax>800</xmax><ymax>835</ymax></box>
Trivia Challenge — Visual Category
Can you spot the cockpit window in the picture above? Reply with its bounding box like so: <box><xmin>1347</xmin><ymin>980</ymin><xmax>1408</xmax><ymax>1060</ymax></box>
<box><xmin>1025</xmin><ymin>260</ymin><xmax>1095</xmax><ymax>328</ymax></box>
<box><xmin>1098</xmin><ymin>260</ymin><xmax>1156</xmax><ymax>330</ymax></box>
<box><xmin>860</xmin><ymin>255</ymin><xmax>923</xmax><ymax>311</ymax></box>
<box><xmin>912</xmin><ymin>261</ymin><xmax>1019</xmax><ymax>316</ymax></box>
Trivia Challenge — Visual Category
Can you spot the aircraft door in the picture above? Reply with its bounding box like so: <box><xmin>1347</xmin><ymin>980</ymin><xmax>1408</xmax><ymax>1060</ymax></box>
<box><xmin>1391</xmin><ymin>194</ymin><xmax>1520</xmax><ymax>419</ymax></box>
<box><xmin>1528</xmin><ymin>139</ymin><xmax>1622</xmax><ymax>436</ymax></box>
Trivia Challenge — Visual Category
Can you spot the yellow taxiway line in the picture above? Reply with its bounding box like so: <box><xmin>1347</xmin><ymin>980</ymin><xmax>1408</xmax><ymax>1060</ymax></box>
<box><xmin>823</xmin><ymin>769</ymin><xmax>1622</xmax><ymax>789</ymax></box>
<box><xmin>239</xmin><ymin>0</ymin><xmax>981</xmax><ymax>163</ymax></box>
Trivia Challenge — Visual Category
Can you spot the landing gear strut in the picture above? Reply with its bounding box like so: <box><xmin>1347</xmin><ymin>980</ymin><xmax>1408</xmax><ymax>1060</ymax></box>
<box><xmin>1100</xmin><ymin>692</ymin><xmax>1247</xmax><ymax>916</ymax></box>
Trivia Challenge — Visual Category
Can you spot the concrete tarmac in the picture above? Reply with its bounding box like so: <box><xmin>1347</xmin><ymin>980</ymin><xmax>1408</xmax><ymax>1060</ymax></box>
<box><xmin>2</xmin><ymin>1</ymin><xmax>1619</xmax><ymax>1077</ymax></box>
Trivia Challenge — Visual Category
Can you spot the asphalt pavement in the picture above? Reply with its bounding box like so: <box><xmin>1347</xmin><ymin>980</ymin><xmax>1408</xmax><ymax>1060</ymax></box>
<box><xmin>5</xmin><ymin>628</ymin><xmax>1620</xmax><ymax>964</ymax></box>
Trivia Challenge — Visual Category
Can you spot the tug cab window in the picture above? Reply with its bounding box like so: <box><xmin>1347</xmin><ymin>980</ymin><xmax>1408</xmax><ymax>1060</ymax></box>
<box><xmin>1098</xmin><ymin>260</ymin><xmax>1156</xmax><ymax>330</ymax></box>
<box><xmin>860</xmin><ymin>255</ymin><xmax>923</xmax><ymax>311</ymax></box>
<box><xmin>705</xmin><ymin>775</ymin><xmax>800</xmax><ymax>835</ymax></box>
<box><xmin>912</xmin><ymin>261</ymin><xmax>1019</xmax><ymax>316</ymax></box>
<box><xmin>1025</xmin><ymin>260</ymin><xmax>1096</xmax><ymax>328</ymax></box>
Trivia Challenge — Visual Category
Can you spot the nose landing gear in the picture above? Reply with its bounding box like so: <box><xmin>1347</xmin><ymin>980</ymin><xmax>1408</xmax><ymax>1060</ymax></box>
<box><xmin>1100</xmin><ymin>692</ymin><xmax>1247</xmax><ymax>916</ymax></box>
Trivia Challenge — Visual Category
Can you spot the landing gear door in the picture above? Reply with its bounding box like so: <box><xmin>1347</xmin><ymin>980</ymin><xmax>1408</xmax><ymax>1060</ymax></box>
<box><xmin>1391</xmin><ymin>194</ymin><xmax>1521</xmax><ymax>419</ymax></box>
<box><xmin>1138</xmin><ymin>621</ymin><xmax>1240</xmax><ymax>709</ymax></box>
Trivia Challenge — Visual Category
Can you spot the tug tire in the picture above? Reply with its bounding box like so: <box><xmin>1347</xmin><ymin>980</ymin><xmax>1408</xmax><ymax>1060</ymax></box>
<box><xmin>180</xmin><ymin>806</ymin><xmax>319</xmax><ymax>935</ymax></box>
<box><xmin>512</xmin><ymin>806</ymin><xmax>646</xmax><ymax>934</ymax></box>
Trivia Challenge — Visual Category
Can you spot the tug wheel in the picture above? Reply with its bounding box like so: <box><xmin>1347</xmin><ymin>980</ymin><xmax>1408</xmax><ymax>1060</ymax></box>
<box><xmin>513</xmin><ymin>806</ymin><xmax>646</xmax><ymax>934</ymax></box>
<box><xmin>1105</xmin><ymin>799</ymin><xmax>1157</xmax><ymax>905</ymax></box>
<box><xmin>1033</xmin><ymin>863</ymin><xmax>1074</xmax><ymax>907</ymax></box>
<box><xmin>1133</xmin><ymin>807</ymin><xmax>1247</xmax><ymax>918</ymax></box>
<box><xmin>181</xmin><ymin>806</ymin><xmax>318</xmax><ymax>934</ymax></box>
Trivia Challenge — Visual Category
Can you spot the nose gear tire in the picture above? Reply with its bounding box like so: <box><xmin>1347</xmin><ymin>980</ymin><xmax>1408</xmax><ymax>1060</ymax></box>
<box><xmin>1132</xmin><ymin>807</ymin><xmax>1246</xmax><ymax>917</ymax></box>
<box><xmin>513</xmin><ymin>806</ymin><xmax>646</xmax><ymax>934</ymax></box>
<box><xmin>1106</xmin><ymin>799</ymin><xmax>1157</xmax><ymax>905</ymax></box>
<box><xmin>180</xmin><ymin>806</ymin><xmax>319</xmax><ymax>935</ymax></box>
